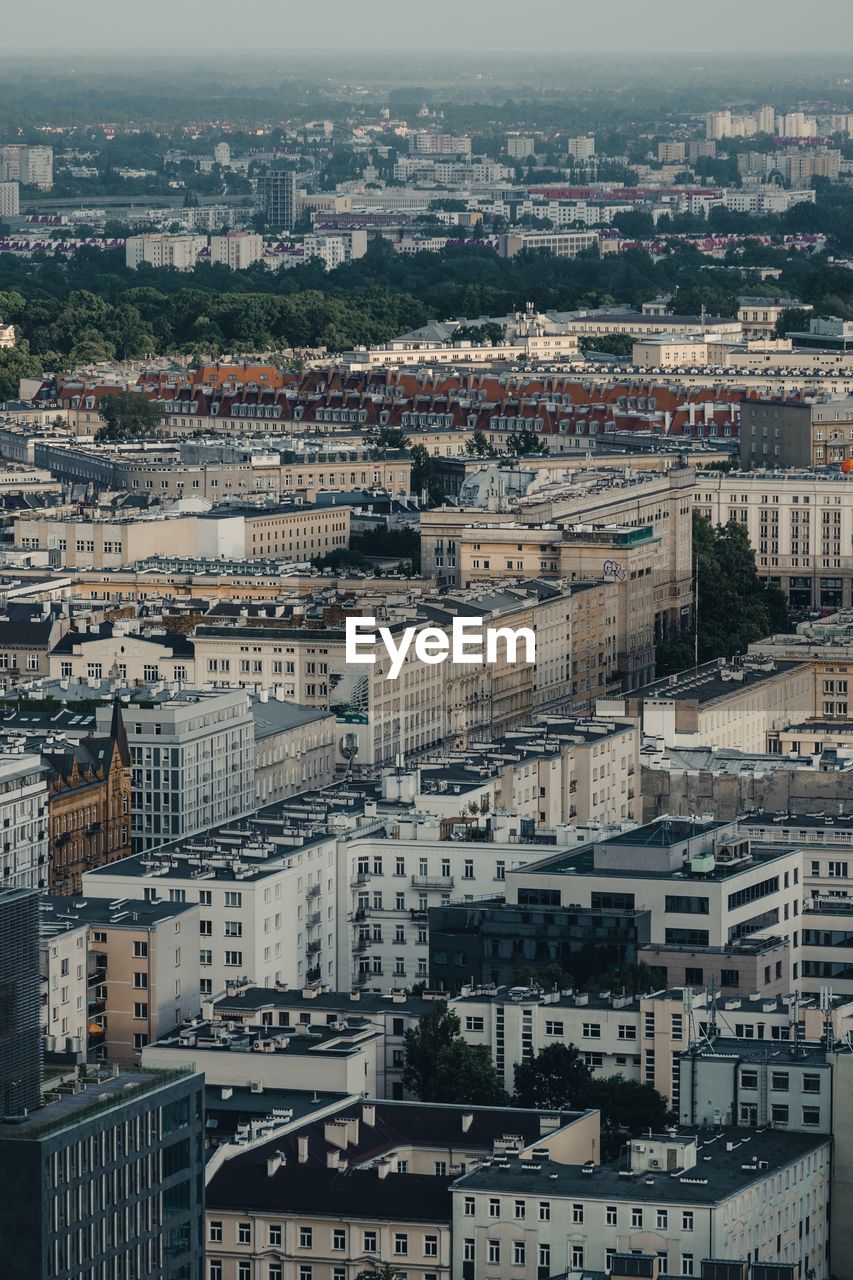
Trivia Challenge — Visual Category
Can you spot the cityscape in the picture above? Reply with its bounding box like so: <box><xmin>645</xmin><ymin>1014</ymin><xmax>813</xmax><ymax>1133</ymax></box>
<box><xmin>5</xmin><ymin>4</ymin><xmax>853</xmax><ymax>1278</ymax></box>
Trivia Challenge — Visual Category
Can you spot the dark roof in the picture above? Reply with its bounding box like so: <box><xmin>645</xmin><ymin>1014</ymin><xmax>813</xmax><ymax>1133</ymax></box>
<box><xmin>0</xmin><ymin>619</ymin><xmax>55</xmax><ymax>646</ymax></box>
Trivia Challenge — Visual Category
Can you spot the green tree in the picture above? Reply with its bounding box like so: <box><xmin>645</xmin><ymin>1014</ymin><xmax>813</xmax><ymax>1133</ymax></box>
<box><xmin>403</xmin><ymin>1006</ymin><xmax>506</xmax><ymax>1105</ymax></box>
<box><xmin>656</xmin><ymin>514</ymin><xmax>790</xmax><ymax>675</ymax></box>
<box><xmin>371</xmin><ymin>428</ymin><xmax>410</xmax><ymax>452</ymax></box>
<box><xmin>513</xmin><ymin>1043</ymin><xmax>593</xmax><ymax>1110</ymax></box>
<box><xmin>503</xmin><ymin>428</ymin><xmax>544</xmax><ymax>457</ymax></box>
<box><xmin>588</xmin><ymin>1076</ymin><xmax>672</xmax><ymax>1160</ymax></box>
<box><xmin>0</xmin><ymin>341</ymin><xmax>44</xmax><ymax>401</ymax></box>
<box><xmin>357</xmin><ymin>1265</ymin><xmax>406</xmax><ymax>1280</ymax></box>
<box><xmin>581</xmin><ymin>333</ymin><xmax>634</xmax><ymax>358</ymax></box>
<box><xmin>774</xmin><ymin>307</ymin><xmax>812</xmax><ymax>338</ymax></box>
<box><xmin>97</xmin><ymin>391</ymin><xmax>166</xmax><ymax>441</ymax></box>
<box><xmin>465</xmin><ymin>430</ymin><xmax>495</xmax><ymax>457</ymax></box>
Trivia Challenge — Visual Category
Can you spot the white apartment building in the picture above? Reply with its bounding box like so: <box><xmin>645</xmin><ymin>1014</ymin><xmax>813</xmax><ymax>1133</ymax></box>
<box><xmin>452</xmin><ymin>1129</ymin><xmax>831</xmax><ymax>1280</ymax></box>
<box><xmin>83</xmin><ymin>828</ymin><xmax>339</xmax><ymax>997</ymax></box>
<box><xmin>303</xmin><ymin>229</ymin><xmax>367</xmax><ymax>269</ymax></box>
<box><xmin>93</xmin><ymin>689</ymin><xmax>255</xmax><ymax>852</ymax></box>
<box><xmin>567</xmin><ymin>135</ymin><xmax>596</xmax><ymax>161</ymax></box>
<box><xmin>503</xmin><ymin>817</ymin><xmax>804</xmax><ymax>955</ymax></box>
<box><xmin>0</xmin><ymin>180</ymin><xmax>19</xmax><ymax>218</ymax></box>
<box><xmin>0</xmin><ymin>753</ymin><xmax>49</xmax><ymax>890</ymax></box>
<box><xmin>39</xmin><ymin>910</ymin><xmax>88</xmax><ymax>1053</ymax></box>
<box><xmin>50</xmin><ymin>626</ymin><xmax>196</xmax><ymax>686</ymax></box>
<box><xmin>210</xmin><ymin>232</ymin><xmax>263</xmax><ymax>269</ymax></box>
<box><xmin>500</xmin><ymin>229</ymin><xmax>600</xmax><ymax>258</ymax></box>
<box><xmin>125</xmin><ymin>234</ymin><xmax>206</xmax><ymax>270</ymax></box>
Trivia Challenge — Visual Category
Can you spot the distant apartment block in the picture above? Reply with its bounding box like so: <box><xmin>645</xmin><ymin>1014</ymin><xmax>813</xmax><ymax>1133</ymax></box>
<box><xmin>125</xmin><ymin>233</ymin><xmax>206</xmax><ymax>270</ymax></box>
<box><xmin>210</xmin><ymin>231</ymin><xmax>263</xmax><ymax>269</ymax></box>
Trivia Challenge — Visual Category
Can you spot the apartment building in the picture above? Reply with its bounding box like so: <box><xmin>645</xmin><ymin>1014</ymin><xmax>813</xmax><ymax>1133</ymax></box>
<box><xmin>500</xmin><ymin>229</ymin><xmax>600</xmax><ymax>258</ymax></box>
<box><xmin>40</xmin><ymin>894</ymin><xmax>200</xmax><ymax>1064</ymax></box>
<box><xmin>680</xmin><ymin>1037</ymin><xmax>832</xmax><ymax>1130</ymax></box>
<box><xmin>207</xmin><ymin>984</ymin><xmax>436</xmax><ymax>1098</ymax></box>
<box><xmin>143</xmin><ymin>1014</ymin><xmax>381</xmax><ymax>1093</ymax></box>
<box><xmin>452</xmin><ymin>1128</ymin><xmax>830</xmax><ymax>1280</ymax></box>
<box><xmin>602</xmin><ymin>655</ymin><xmax>815</xmax><ymax>753</ymax></box>
<box><xmin>38</xmin><ymin>905</ymin><xmax>88</xmax><ymax>1056</ymax></box>
<box><xmin>0</xmin><ymin>753</ymin><xmax>49</xmax><ymax>890</ymax></box>
<box><xmin>694</xmin><ymin>469</ymin><xmax>853</xmax><ymax>610</ymax></box>
<box><xmin>257</xmin><ymin>167</ymin><xmax>297</xmax><ymax>230</ymax></box>
<box><xmin>44</xmin><ymin>702</ymin><xmax>132</xmax><ymax>894</ymax></box>
<box><xmin>421</xmin><ymin>464</ymin><xmax>694</xmax><ymax>647</ymax></box>
<box><xmin>210</xmin><ymin>232</ymin><xmax>264</xmax><ymax>269</ymax></box>
<box><xmin>125</xmin><ymin>233</ymin><xmax>206</xmax><ymax>269</ymax></box>
<box><xmin>0</xmin><ymin>1067</ymin><xmax>205</xmax><ymax>1280</ymax></box>
<box><xmin>15</xmin><ymin>511</ymin><xmax>197</xmax><ymax>568</ymax></box>
<box><xmin>740</xmin><ymin>396</ymin><xmax>853</xmax><ymax>469</ymax></box>
<box><xmin>92</xmin><ymin>689</ymin><xmax>255</xmax><ymax>852</ymax></box>
<box><xmin>49</xmin><ymin>624</ymin><xmax>196</xmax><ymax>686</ymax></box>
<box><xmin>83</xmin><ymin>826</ymin><xmax>339</xmax><ymax>996</ymax></box>
<box><xmin>204</xmin><ymin>1099</ymin><xmax>586</xmax><ymax>1280</ymax></box>
<box><xmin>499</xmin><ymin>817</ymin><xmax>804</xmax><ymax>957</ymax></box>
<box><xmin>738</xmin><ymin>296</ymin><xmax>809</xmax><ymax>340</ymax></box>
<box><xmin>249</xmin><ymin>693</ymin><xmax>337</xmax><ymax>807</ymax></box>
<box><xmin>0</xmin><ymin>613</ymin><xmax>67</xmax><ymax>689</ymax></box>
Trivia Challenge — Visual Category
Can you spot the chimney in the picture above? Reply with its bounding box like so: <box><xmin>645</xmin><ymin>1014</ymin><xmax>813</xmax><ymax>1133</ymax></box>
<box><xmin>461</xmin><ymin>1112</ymin><xmax>474</xmax><ymax>1133</ymax></box>
<box><xmin>267</xmin><ymin>1153</ymin><xmax>283</xmax><ymax>1177</ymax></box>
<box><xmin>362</xmin><ymin>1103</ymin><xmax>376</xmax><ymax>1127</ymax></box>
<box><xmin>377</xmin><ymin>1158</ymin><xmax>391</xmax><ymax>1180</ymax></box>
<box><xmin>258</xmin><ymin>688</ymin><xmax>269</xmax><ymax>703</ymax></box>
<box><xmin>298</xmin><ymin>1136</ymin><xmax>309</xmax><ymax>1164</ymax></box>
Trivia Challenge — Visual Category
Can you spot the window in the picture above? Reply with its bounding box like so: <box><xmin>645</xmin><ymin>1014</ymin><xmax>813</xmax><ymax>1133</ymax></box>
<box><xmin>299</xmin><ymin>1227</ymin><xmax>312</xmax><ymax>1249</ymax></box>
<box><xmin>239</xmin><ymin>1265</ymin><xmax>251</xmax><ymax>1280</ymax></box>
<box><xmin>488</xmin><ymin>1241</ymin><xmax>501</xmax><ymax>1265</ymax></box>
<box><xmin>424</xmin><ymin>1235</ymin><xmax>438</xmax><ymax>1258</ymax></box>
<box><xmin>514</xmin><ymin>1200</ymin><xmax>525</xmax><ymax>1220</ymax></box>
<box><xmin>682</xmin><ymin>1211</ymin><xmax>694</xmax><ymax>1231</ymax></box>
<box><xmin>771</xmin><ymin>1071</ymin><xmax>789</xmax><ymax>1091</ymax></box>
<box><xmin>571</xmin><ymin>1246</ymin><xmax>585</xmax><ymax>1270</ymax></box>
<box><xmin>268</xmin><ymin>1226</ymin><xmax>282</xmax><ymax>1247</ymax></box>
<box><xmin>464</xmin><ymin>1197</ymin><xmax>475</xmax><ymax>1217</ymax></box>
<box><xmin>224</xmin><ymin>951</ymin><xmax>243</xmax><ymax>967</ymax></box>
<box><xmin>803</xmin><ymin>1074</ymin><xmax>821</xmax><ymax>1094</ymax></box>
<box><xmin>209</xmin><ymin>1264</ymin><xmax>222</xmax><ymax>1280</ymax></box>
<box><xmin>631</xmin><ymin>1207</ymin><xmax>643</xmax><ymax>1228</ymax></box>
<box><xmin>224</xmin><ymin>891</ymin><xmax>242</xmax><ymax>907</ymax></box>
<box><xmin>606</xmin><ymin>1205</ymin><xmax>617</xmax><ymax>1226</ymax></box>
<box><xmin>771</xmin><ymin>1104</ymin><xmax>789</xmax><ymax>1125</ymax></box>
<box><xmin>332</xmin><ymin>1229</ymin><xmax>346</xmax><ymax>1250</ymax></box>
<box><xmin>682</xmin><ymin>1255</ymin><xmax>695</xmax><ymax>1276</ymax></box>
<box><xmin>582</xmin><ymin>1022</ymin><xmax>601</xmax><ymax>1039</ymax></box>
<box><xmin>224</xmin><ymin>921</ymin><xmax>242</xmax><ymax>937</ymax></box>
<box><xmin>572</xmin><ymin>1203</ymin><xmax>584</xmax><ymax>1223</ymax></box>
<box><xmin>393</xmin><ymin>1233</ymin><xmax>408</xmax><ymax>1256</ymax></box>
<box><xmin>740</xmin><ymin>1069</ymin><xmax>758</xmax><ymax>1090</ymax></box>
<box><xmin>539</xmin><ymin>1244</ymin><xmax>551</xmax><ymax>1271</ymax></box>
<box><xmin>802</xmin><ymin>1106</ymin><xmax>821</xmax><ymax>1126</ymax></box>
<box><xmin>133</xmin><ymin>972</ymin><xmax>148</xmax><ymax>989</ymax></box>
<box><xmin>299</xmin><ymin>1269</ymin><xmax>312</xmax><ymax>1280</ymax></box>
<box><xmin>545</xmin><ymin>1020</ymin><xmax>564</xmax><ymax>1036</ymax></box>
<box><xmin>238</xmin><ymin>1223</ymin><xmax>251</xmax><ymax>1244</ymax></box>
<box><xmin>133</xmin><ymin>941</ymin><xmax>148</xmax><ymax>958</ymax></box>
<box><xmin>488</xmin><ymin>1198</ymin><xmax>500</xmax><ymax>1218</ymax></box>
<box><xmin>133</xmin><ymin>1002</ymin><xmax>148</xmax><ymax>1019</ymax></box>
<box><xmin>617</xmin><ymin>1024</ymin><xmax>637</xmax><ymax>1041</ymax></box>
<box><xmin>514</xmin><ymin>1241</ymin><xmax>526</xmax><ymax>1266</ymax></box>
<box><xmin>656</xmin><ymin>1210</ymin><xmax>668</xmax><ymax>1229</ymax></box>
<box><xmin>465</xmin><ymin>1016</ymin><xmax>484</xmax><ymax>1033</ymax></box>
<box><xmin>363</xmin><ymin>1232</ymin><xmax>377</xmax><ymax>1252</ymax></box>
<box><xmin>538</xmin><ymin>1201</ymin><xmax>550</xmax><ymax>1221</ymax></box>
<box><xmin>463</xmin><ymin>1240</ymin><xmax>475</xmax><ymax>1263</ymax></box>
<box><xmin>209</xmin><ymin>1222</ymin><xmax>222</xmax><ymax>1243</ymax></box>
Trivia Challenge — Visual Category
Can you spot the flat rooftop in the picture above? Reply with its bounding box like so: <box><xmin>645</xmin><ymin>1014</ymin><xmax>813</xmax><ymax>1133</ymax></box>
<box><xmin>629</xmin><ymin>658</ymin><xmax>800</xmax><ymax>705</ymax></box>
<box><xmin>0</xmin><ymin>1067</ymin><xmax>195</xmax><ymax>1140</ymax></box>
<box><xmin>454</xmin><ymin>1126</ymin><xmax>828</xmax><ymax>1203</ymax></box>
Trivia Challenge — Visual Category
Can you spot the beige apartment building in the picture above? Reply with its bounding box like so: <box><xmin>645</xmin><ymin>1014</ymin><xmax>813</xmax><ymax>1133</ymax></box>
<box><xmin>602</xmin><ymin>655</ymin><xmax>815</xmax><ymax>753</ymax></box>
<box><xmin>421</xmin><ymin>465</ymin><xmax>694</xmax><ymax>641</ymax></box>
<box><xmin>41</xmin><ymin>895</ymin><xmax>201</xmax><ymax>1065</ymax></box>
<box><xmin>49</xmin><ymin>627</ymin><xmax>196</xmax><ymax>685</ymax></box>
<box><xmin>694</xmin><ymin>468</ymin><xmax>853</xmax><ymax>610</ymax></box>
<box><xmin>15</xmin><ymin>512</ymin><xmax>196</xmax><ymax>568</ymax></box>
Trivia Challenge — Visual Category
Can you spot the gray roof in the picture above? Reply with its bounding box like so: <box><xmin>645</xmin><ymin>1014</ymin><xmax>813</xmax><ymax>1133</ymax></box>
<box><xmin>249</xmin><ymin>696</ymin><xmax>334</xmax><ymax>739</ymax></box>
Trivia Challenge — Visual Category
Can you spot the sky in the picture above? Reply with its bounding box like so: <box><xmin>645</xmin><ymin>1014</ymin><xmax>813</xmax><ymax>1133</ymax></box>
<box><xmin>3</xmin><ymin>0</ymin><xmax>853</xmax><ymax>55</ymax></box>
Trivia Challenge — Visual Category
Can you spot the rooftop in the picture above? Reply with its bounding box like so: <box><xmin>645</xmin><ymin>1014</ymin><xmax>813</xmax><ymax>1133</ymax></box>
<box><xmin>0</xmin><ymin>1067</ymin><xmax>196</xmax><ymax>1140</ymax></box>
<box><xmin>454</xmin><ymin>1125</ymin><xmax>828</xmax><ymax>1203</ymax></box>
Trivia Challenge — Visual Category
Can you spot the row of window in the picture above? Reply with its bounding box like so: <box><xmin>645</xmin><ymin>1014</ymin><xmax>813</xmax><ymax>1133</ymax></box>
<box><xmin>463</xmin><ymin>1196</ymin><xmax>695</xmax><ymax>1231</ymax></box>
<box><xmin>210</xmin><ymin>1221</ymin><xmax>437</xmax><ymax>1256</ymax></box>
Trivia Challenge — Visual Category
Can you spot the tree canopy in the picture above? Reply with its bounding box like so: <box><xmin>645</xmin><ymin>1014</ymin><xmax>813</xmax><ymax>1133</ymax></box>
<box><xmin>402</xmin><ymin>1005</ymin><xmax>506</xmax><ymax>1106</ymax></box>
<box><xmin>97</xmin><ymin>390</ymin><xmax>166</xmax><ymax>441</ymax></box>
<box><xmin>656</xmin><ymin>514</ymin><xmax>790</xmax><ymax>676</ymax></box>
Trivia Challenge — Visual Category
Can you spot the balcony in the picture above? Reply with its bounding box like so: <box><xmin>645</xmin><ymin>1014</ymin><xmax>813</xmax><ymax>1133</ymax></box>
<box><xmin>351</xmin><ymin>871</ymin><xmax>371</xmax><ymax>887</ymax></box>
<box><xmin>305</xmin><ymin>883</ymin><xmax>321</xmax><ymax>900</ymax></box>
<box><xmin>409</xmin><ymin>908</ymin><xmax>427</xmax><ymax>921</ymax></box>
<box><xmin>353</xmin><ymin>936</ymin><xmax>369</xmax><ymax>953</ymax></box>
<box><xmin>411</xmin><ymin>875</ymin><xmax>454</xmax><ymax>890</ymax></box>
<box><xmin>306</xmin><ymin>911</ymin><xmax>322</xmax><ymax>928</ymax></box>
<box><xmin>306</xmin><ymin>966</ymin><xmax>322</xmax><ymax>984</ymax></box>
<box><xmin>307</xmin><ymin>939</ymin><xmax>322</xmax><ymax>954</ymax></box>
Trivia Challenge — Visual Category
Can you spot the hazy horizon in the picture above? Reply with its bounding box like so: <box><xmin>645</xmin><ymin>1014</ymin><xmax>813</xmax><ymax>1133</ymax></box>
<box><xmin>3</xmin><ymin>0</ymin><xmax>853</xmax><ymax>55</ymax></box>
